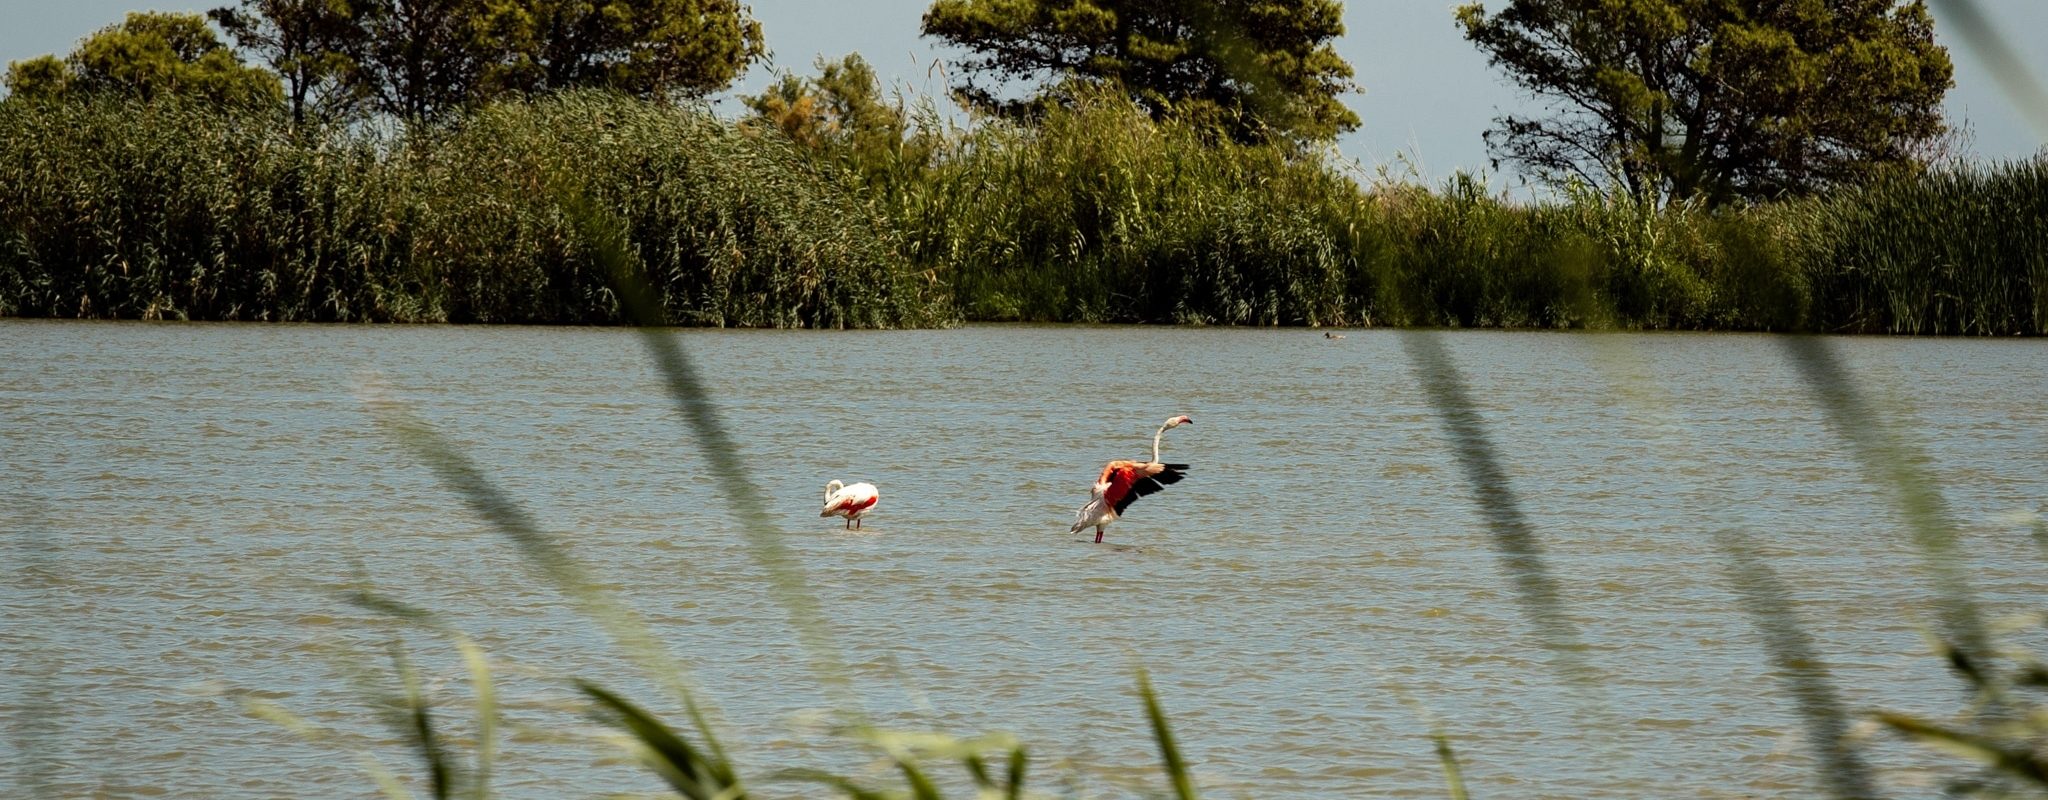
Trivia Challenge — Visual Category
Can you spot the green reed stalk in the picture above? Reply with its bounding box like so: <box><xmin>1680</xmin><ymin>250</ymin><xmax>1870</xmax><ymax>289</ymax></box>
<box><xmin>1136</xmin><ymin>667</ymin><xmax>1199</xmax><ymax>800</ymax></box>
<box><xmin>360</xmin><ymin>395</ymin><xmax>737</xmax><ymax>775</ymax></box>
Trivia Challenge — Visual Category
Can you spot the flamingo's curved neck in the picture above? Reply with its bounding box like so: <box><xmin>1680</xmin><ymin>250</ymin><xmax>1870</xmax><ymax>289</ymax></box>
<box><xmin>1151</xmin><ymin>423</ymin><xmax>1169</xmax><ymax>463</ymax></box>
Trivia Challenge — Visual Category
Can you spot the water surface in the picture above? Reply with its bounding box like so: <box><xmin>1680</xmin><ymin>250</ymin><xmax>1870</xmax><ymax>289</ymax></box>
<box><xmin>4</xmin><ymin>321</ymin><xmax>2045</xmax><ymax>798</ymax></box>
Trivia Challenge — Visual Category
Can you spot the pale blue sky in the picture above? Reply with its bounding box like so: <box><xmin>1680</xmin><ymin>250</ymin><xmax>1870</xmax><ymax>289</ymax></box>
<box><xmin>5</xmin><ymin>0</ymin><xmax>2043</xmax><ymax>186</ymax></box>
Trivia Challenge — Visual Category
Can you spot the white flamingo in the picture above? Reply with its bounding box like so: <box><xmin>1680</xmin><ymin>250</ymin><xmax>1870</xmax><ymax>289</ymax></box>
<box><xmin>1071</xmin><ymin>415</ymin><xmax>1192</xmax><ymax>543</ymax></box>
<box><xmin>821</xmin><ymin>479</ymin><xmax>879</xmax><ymax>529</ymax></box>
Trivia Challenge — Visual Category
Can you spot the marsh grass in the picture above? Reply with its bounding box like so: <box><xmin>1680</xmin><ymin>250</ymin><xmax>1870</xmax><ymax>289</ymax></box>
<box><xmin>5</xmin><ymin>89</ymin><xmax>2043</xmax><ymax>333</ymax></box>
<box><xmin>0</xmin><ymin>93</ymin><xmax>953</xmax><ymax>327</ymax></box>
<box><xmin>882</xmin><ymin>93</ymin><xmax>1359</xmax><ymax>325</ymax></box>
<box><xmin>849</xmin><ymin>90</ymin><xmax>2040</xmax><ymax>333</ymax></box>
<box><xmin>1772</xmin><ymin>162</ymin><xmax>2048</xmax><ymax>336</ymax></box>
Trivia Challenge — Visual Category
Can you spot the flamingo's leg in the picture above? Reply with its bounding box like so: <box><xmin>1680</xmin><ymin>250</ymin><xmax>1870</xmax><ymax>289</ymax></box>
<box><xmin>844</xmin><ymin>517</ymin><xmax>851</xmax><ymax>530</ymax></box>
<box><xmin>1094</xmin><ymin>526</ymin><xmax>1104</xmax><ymax>544</ymax></box>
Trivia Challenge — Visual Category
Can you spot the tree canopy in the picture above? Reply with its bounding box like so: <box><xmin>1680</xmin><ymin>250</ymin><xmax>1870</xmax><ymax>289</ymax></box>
<box><xmin>744</xmin><ymin>54</ymin><xmax>907</xmax><ymax>153</ymax></box>
<box><xmin>203</xmin><ymin>0</ymin><xmax>767</xmax><ymax>121</ymax></box>
<box><xmin>339</xmin><ymin>0</ymin><xmax>494</xmax><ymax>120</ymax></box>
<box><xmin>1456</xmin><ymin>0</ymin><xmax>1954</xmax><ymax>204</ymax></box>
<box><xmin>4</xmin><ymin>12</ymin><xmax>281</xmax><ymax>108</ymax></box>
<box><xmin>920</xmin><ymin>0</ymin><xmax>1359</xmax><ymax>144</ymax></box>
<box><xmin>209</xmin><ymin>0</ymin><xmax>361</xmax><ymax>124</ymax></box>
<box><xmin>474</xmin><ymin>0</ymin><xmax>766</xmax><ymax>100</ymax></box>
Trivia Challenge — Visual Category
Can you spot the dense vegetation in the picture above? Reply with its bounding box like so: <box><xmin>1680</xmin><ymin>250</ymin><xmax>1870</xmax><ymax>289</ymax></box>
<box><xmin>0</xmin><ymin>94</ymin><xmax>949</xmax><ymax>327</ymax></box>
<box><xmin>1</xmin><ymin>91</ymin><xmax>2041</xmax><ymax>333</ymax></box>
<box><xmin>920</xmin><ymin>0</ymin><xmax>1360</xmax><ymax>144</ymax></box>
<box><xmin>1455</xmin><ymin>0</ymin><xmax>1955</xmax><ymax>204</ymax></box>
<box><xmin>2</xmin><ymin>0</ymin><xmax>2032</xmax><ymax>334</ymax></box>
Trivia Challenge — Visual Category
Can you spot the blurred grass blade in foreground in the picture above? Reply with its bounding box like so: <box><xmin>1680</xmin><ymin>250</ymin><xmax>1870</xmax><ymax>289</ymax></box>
<box><xmin>1781</xmin><ymin>337</ymin><xmax>1991</xmax><ymax>673</ymax></box>
<box><xmin>1136</xmin><ymin>667</ymin><xmax>1198</xmax><ymax>800</ymax></box>
<box><xmin>1714</xmin><ymin>531</ymin><xmax>1881</xmax><ymax>800</ymax></box>
<box><xmin>1373</xmin><ymin>667</ymin><xmax>1473</xmax><ymax>800</ymax></box>
<box><xmin>578</xmin><ymin>681</ymin><xmax>744</xmax><ymax>800</ymax></box>
<box><xmin>334</xmin><ymin>582</ymin><xmax>498</xmax><ymax>800</ymax></box>
<box><xmin>1399</xmin><ymin>332</ymin><xmax>1594</xmax><ymax>681</ymax></box>
<box><xmin>240</xmin><ymin>697</ymin><xmax>417</xmax><ymax>800</ymax></box>
<box><xmin>454</xmin><ymin>638</ymin><xmax>497</xmax><ymax>800</ymax></box>
<box><xmin>1873</xmin><ymin>712</ymin><xmax>2048</xmax><ymax>787</ymax></box>
<box><xmin>1930</xmin><ymin>0</ymin><xmax>2048</xmax><ymax>135</ymax></box>
<box><xmin>559</xmin><ymin>192</ymin><xmax>859</xmax><ymax>712</ymax></box>
<box><xmin>384</xmin><ymin>644</ymin><xmax>461</xmax><ymax>800</ymax></box>
<box><xmin>1433</xmin><ymin>730</ymin><xmax>1470</xmax><ymax>800</ymax></box>
<box><xmin>359</xmin><ymin>385</ymin><xmax>731</xmax><ymax>768</ymax></box>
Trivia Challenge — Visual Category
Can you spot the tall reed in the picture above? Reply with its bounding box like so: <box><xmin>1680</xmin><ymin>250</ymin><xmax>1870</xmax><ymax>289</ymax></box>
<box><xmin>878</xmin><ymin>93</ymin><xmax>1358</xmax><ymax>325</ymax></box>
<box><xmin>1773</xmin><ymin>161</ymin><xmax>2048</xmax><ymax>335</ymax></box>
<box><xmin>0</xmin><ymin>93</ymin><xmax>954</xmax><ymax>327</ymax></box>
<box><xmin>858</xmin><ymin>92</ymin><xmax>1994</xmax><ymax>333</ymax></box>
<box><xmin>4</xmin><ymin>91</ymin><xmax>2042</xmax><ymax>334</ymax></box>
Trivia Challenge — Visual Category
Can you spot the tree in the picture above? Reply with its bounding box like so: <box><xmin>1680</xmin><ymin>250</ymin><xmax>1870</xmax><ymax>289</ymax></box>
<box><xmin>210</xmin><ymin>0</ymin><xmax>363</xmax><ymax>124</ymax></box>
<box><xmin>743</xmin><ymin>54</ymin><xmax>907</xmax><ymax>154</ymax></box>
<box><xmin>920</xmin><ymin>0</ymin><xmax>1358</xmax><ymax>144</ymax></box>
<box><xmin>4</xmin><ymin>57</ymin><xmax>72</xmax><ymax>102</ymax></box>
<box><xmin>211</xmin><ymin>0</ymin><xmax>767</xmax><ymax>121</ymax></box>
<box><xmin>340</xmin><ymin>0</ymin><xmax>493</xmax><ymax>120</ymax></box>
<box><xmin>1456</xmin><ymin>0</ymin><xmax>1953</xmax><ymax>204</ymax></box>
<box><xmin>473</xmin><ymin>0</ymin><xmax>765</xmax><ymax>101</ymax></box>
<box><xmin>3</xmin><ymin>12</ymin><xmax>281</xmax><ymax>108</ymax></box>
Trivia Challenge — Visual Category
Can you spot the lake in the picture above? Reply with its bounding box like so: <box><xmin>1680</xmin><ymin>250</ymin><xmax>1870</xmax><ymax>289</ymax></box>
<box><xmin>3</xmin><ymin>320</ymin><xmax>2045</xmax><ymax>798</ymax></box>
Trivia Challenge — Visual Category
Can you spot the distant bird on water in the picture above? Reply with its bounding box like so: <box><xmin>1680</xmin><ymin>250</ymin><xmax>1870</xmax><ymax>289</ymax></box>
<box><xmin>1071</xmin><ymin>415</ymin><xmax>1193</xmax><ymax>543</ymax></box>
<box><xmin>1324</xmin><ymin>331</ymin><xmax>1346</xmax><ymax>339</ymax></box>
<box><xmin>822</xmin><ymin>480</ymin><xmax>878</xmax><ymax>529</ymax></box>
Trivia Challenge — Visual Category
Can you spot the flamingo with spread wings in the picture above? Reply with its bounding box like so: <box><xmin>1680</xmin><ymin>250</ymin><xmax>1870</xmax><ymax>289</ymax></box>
<box><xmin>1071</xmin><ymin>415</ymin><xmax>1192</xmax><ymax>543</ymax></box>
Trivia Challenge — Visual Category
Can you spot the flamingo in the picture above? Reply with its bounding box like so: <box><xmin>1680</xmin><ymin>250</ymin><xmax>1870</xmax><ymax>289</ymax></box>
<box><xmin>1070</xmin><ymin>415</ymin><xmax>1193</xmax><ymax>543</ymax></box>
<box><xmin>822</xmin><ymin>480</ymin><xmax>879</xmax><ymax>529</ymax></box>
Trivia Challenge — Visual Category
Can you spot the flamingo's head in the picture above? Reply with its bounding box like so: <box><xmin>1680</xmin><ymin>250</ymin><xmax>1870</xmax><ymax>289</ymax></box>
<box><xmin>1164</xmin><ymin>415</ymin><xmax>1193</xmax><ymax>429</ymax></box>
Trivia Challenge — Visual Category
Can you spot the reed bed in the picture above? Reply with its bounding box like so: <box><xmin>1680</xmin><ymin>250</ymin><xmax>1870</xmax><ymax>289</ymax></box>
<box><xmin>883</xmin><ymin>96</ymin><xmax>1360</xmax><ymax>325</ymax></box>
<box><xmin>1773</xmin><ymin>161</ymin><xmax>2048</xmax><ymax>335</ymax></box>
<box><xmin>0</xmin><ymin>93</ymin><xmax>954</xmax><ymax>327</ymax></box>
<box><xmin>2</xmin><ymin>91</ymin><xmax>2042</xmax><ymax>333</ymax></box>
<box><xmin>843</xmin><ymin>92</ymin><xmax>2039</xmax><ymax>334</ymax></box>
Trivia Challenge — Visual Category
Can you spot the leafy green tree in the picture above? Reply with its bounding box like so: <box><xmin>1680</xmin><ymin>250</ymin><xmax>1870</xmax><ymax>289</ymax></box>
<box><xmin>743</xmin><ymin>54</ymin><xmax>907</xmax><ymax>154</ymax></box>
<box><xmin>3</xmin><ymin>12</ymin><xmax>281</xmax><ymax>108</ymax></box>
<box><xmin>3</xmin><ymin>56</ymin><xmax>72</xmax><ymax>102</ymax></box>
<box><xmin>1456</xmin><ymin>0</ymin><xmax>1953</xmax><ymax>204</ymax></box>
<box><xmin>920</xmin><ymin>0</ymin><xmax>1358</xmax><ymax>144</ymax></box>
<box><xmin>210</xmin><ymin>0</ymin><xmax>363</xmax><ymax>124</ymax></box>
<box><xmin>474</xmin><ymin>0</ymin><xmax>765</xmax><ymax>100</ymax></box>
<box><xmin>339</xmin><ymin>0</ymin><xmax>492</xmax><ymax>120</ymax></box>
<box><xmin>743</xmin><ymin>53</ymin><xmax>943</xmax><ymax>190</ymax></box>
<box><xmin>214</xmin><ymin>0</ymin><xmax>766</xmax><ymax>121</ymax></box>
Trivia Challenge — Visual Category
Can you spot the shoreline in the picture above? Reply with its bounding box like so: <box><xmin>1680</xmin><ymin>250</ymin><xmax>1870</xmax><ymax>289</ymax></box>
<box><xmin>4</xmin><ymin>315</ymin><xmax>2042</xmax><ymax>339</ymax></box>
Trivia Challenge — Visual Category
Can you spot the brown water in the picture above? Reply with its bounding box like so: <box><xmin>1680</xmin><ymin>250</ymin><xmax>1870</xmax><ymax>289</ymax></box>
<box><xmin>3</xmin><ymin>320</ymin><xmax>2045</xmax><ymax>799</ymax></box>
